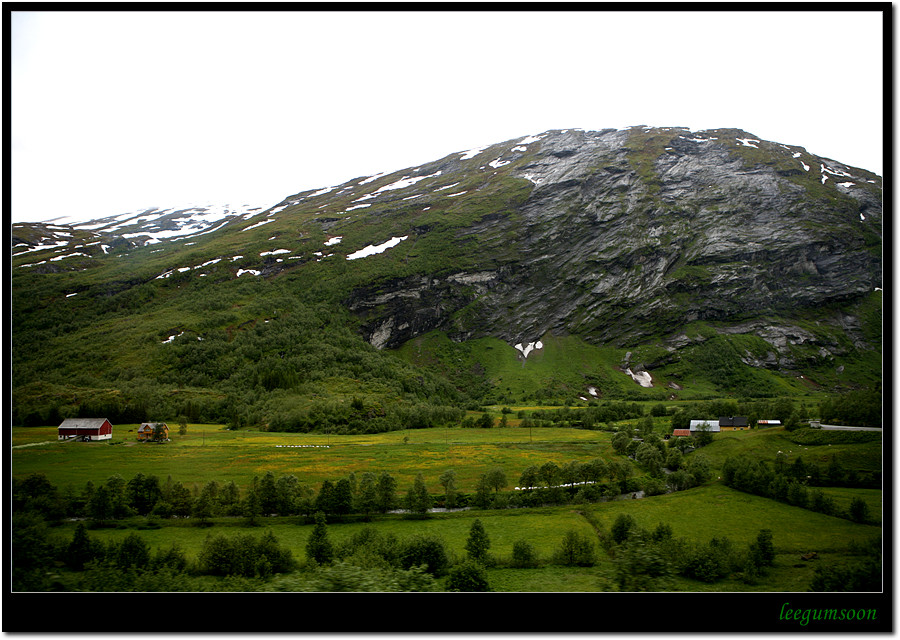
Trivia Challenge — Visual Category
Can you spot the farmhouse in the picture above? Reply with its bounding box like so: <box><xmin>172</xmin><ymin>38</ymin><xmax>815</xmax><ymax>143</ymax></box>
<box><xmin>672</xmin><ymin>428</ymin><xmax>691</xmax><ymax>437</ymax></box>
<box><xmin>58</xmin><ymin>418</ymin><xmax>113</xmax><ymax>441</ymax></box>
<box><xmin>137</xmin><ymin>422</ymin><xmax>169</xmax><ymax>442</ymax></box>
<box><xmin>689</xmin><ymin>419</ymin><xmax>720</xmax><ymax>435</ymax></box>
<box><xmin>719</xmin><ymin>416</ymin><xmax>750</xmax><ymax>431</ymax></box>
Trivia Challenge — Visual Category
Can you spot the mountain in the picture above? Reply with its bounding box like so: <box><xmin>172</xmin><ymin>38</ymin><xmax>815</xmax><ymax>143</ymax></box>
<box><xmin>10</xmin><ymin>126</ymin><xmax>883</xmax><ymax>429</ymax></box>
<box><xmin>12</xmin><ymin>201</ymin><xmax>274</xmax><ymax>255</ymax></box>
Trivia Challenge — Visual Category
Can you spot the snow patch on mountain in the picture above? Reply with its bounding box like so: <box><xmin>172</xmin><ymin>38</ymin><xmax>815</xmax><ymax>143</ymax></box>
<box><xmin>459</xmin><ymin>146</ymin><xmax>489</xmax><ymax>160</ymax></box>
<box><xmin>347</xmin><ymin>236</ymin><xmax>409</xmax><ymax>261</ymax></box>
<box><xmin>514</xmin><ymin>340</ymin><xmax>543</xmax><ymax>358</ymax></box>
<box><xmin>374</xmin><ymin>171</ymin><xmax>442</xmax><ymax>193</ymax></box>
<box><xmin>624</xmin><ymin>368</ymin><xmax>653</xmax><ymax>387</ymax></box>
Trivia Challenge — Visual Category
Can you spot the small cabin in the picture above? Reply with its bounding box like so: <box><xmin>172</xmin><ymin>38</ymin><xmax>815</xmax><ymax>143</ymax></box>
<box><xmin>137</xmin><ymin>422</ymin><xmax>169</xmax><ymax>442</ymax></box>
<box><xmin>58</xmin><ymin>418</ymin><xmax>113</xmax><ymax>441</ymax></box>
<box><xmin>719</xmin><ymin>416</ymin><xmax>749</xmax><ymax>431</ymax></box>
<box><xmin>672</xmin><ymin>428</ymin><xmax>691</xmax><ymax>437</ymax></box>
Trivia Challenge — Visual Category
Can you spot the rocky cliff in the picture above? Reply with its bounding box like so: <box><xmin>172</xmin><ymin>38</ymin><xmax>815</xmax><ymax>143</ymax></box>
<box><xmin>338</xmin><ymin>127</ymin><xmax>881</xmax><ymax>364</ymax></box>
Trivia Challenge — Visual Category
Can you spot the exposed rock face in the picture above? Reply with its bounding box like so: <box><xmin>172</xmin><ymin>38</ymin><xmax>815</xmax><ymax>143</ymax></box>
<box><xmin>344</xmin><ymin>127</ymin><xmax>882</xmax><ymax>355</ymax></box>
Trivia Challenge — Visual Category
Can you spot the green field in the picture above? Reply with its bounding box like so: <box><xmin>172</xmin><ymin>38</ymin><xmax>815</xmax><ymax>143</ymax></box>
<box><xmin>12</xmin><ymin>423</ymin><xmax>616</xmax><ymax>493</ymax></box>
<box><xmin>12</xmin><ymin>421</ymin><xmax>882</xmax><ymax>593</ymax></box>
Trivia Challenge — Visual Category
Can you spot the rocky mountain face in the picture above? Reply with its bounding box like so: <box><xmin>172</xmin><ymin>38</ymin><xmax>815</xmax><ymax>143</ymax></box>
<box><xmin>11</xmin><ymin>126</ymin><xmax>883</xmax><ymax>411</ymax></box>
<box><xmin>336</xmin><ymin>128</ymin><xmax>882</xmax><ymax>361</ymax></box>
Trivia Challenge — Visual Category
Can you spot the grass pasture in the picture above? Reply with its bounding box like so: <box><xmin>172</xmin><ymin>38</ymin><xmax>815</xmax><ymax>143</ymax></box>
<box><xmin>12</xmin><ymin>423</ymin><xmax>615</xmax><ymax>494</ymax></box>
<box><xmin>13</xmin><ymin>422</ymin><xmax>883</xmax><ymax>593</ymax></box>
<box><xmin>42</xmin><ymin>482</ymin><xmax>881</xmax><ymax>593</ymax></box>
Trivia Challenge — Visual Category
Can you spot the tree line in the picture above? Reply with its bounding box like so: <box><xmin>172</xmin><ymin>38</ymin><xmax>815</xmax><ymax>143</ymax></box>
<box><xmin>721</xmin><ymin>454</ymin><xmax>878</xmax><ymax>523</ymax></box>
<box><xmin>14</xmin><ymin>439</ymin><xmax>715</xmax><ymax>532</ymax></box>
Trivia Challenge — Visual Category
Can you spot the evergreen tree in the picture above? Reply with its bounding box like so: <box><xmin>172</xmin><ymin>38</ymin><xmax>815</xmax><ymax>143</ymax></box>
<box><xmin>333</xmin><ymin>478</ymin><xmax>354</xmax><ymax>517</ymax></box>
<box><xmin>242</xmin><ymin>481</ymin><xmax>262</xmax><ymax>525</ymax></box>
<box><xmin>315</xmin><ymin>479</ymin><xmax>336</xmax><ymax>516</ymax></box>
<box><xmin>472</xmin><ymin>474</ymin><xmax>492</xmax><ymax>509</ymax></box>
<box><xmin>356</xmin><ymin>472</ymin><xmax>378</xmax><ymax>518</ymax></box>
<box><xmin>306</xmin><ymin>511</ymin><xmax>334</xmax><ymax>565</ymax></box>
<box><xmin>275</xmin><ymin>474</ymin><xmax>301</xmax><ymax>516</ymax></box>
<box><xmin>405</xmin><ymin>472</ymin><xmax>432</xmax><ymax>516</ymax></box>
<box><xmin>375</xmin><ymin>472</ymin><xmax>398</xmax><ymax>514</ymax></box>
<box><xmin>747</xmin><ymin>529</ymin><xmax>776</xmax><ymax>570</ymax></box>
<box><xmin>464</xmin><ymin>519</ymin><xmax>491</xmax><ymax>565</ymax></box>
<box><xmin>87</xmin><ymin>484</ymin><xmax>112</xmax><ymax>526</ymax></box>
<box><xmin>258</xmin><ymin>471</ymin><xmax>279</xmax><ymax>515</ymax></box>
<box><xmin>439</xmin><ymin>469</ymin><xmax>459</xmax><ymax>509</ymax></box>
<box><xmin>66</xmin><ymin>522</ymin><xmax>96</xmax><ymax>570</ymax></box>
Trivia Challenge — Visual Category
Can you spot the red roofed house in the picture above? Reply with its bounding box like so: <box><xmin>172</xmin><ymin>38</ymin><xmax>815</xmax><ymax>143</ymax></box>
<box><xmin>672</xmin><ymin>428</ymin><xmax>691</xmax><ymax>437</ymax></box>
<box><xmin>58</xmin><ymin>418</ymin><xmax>113</xmax><ymax>441</ymax></box>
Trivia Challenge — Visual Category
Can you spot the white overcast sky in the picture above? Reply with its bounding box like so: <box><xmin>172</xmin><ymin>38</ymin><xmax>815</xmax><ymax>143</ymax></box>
<box><xmin>10</xmin><ymin>9</ymin><xmax>885</xmax><ymax>224</ymax></box>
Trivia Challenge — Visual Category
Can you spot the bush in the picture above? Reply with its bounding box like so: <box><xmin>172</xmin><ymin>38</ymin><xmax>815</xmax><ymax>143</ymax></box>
<box><xmin>614</xmin><ymin>536</ymin><xmax>673</xmax><ymax>591</ymax></box>
<box><xmin>554</xmin><ymin>530</ymin><xmax>596</xmax><ymax>567</ymax></box>
<box><xmin>398</xmin><ymin>534</ymin><xmax>449</xmax><ymax>576</ymax></box>
<box><xmin>679</xmin><ymin>538</ymin><xmax>736</xmax><ymax>583</ymax></box>
<box><xmin>809</xmin><ymin>558</ymin><xmax>882</xmax><ymax>592</ymax></box>
<box><xmin>301</xmin><ymin>560</ymin><xmax>438</xmax><ymax>592</ymax></box>
<box><xmin>849</xmin><ymin>497</ymin><xmax>871</xmax><ymax>523</ymax></box>
<box><xmin>610</xmin><ymin>514</ymin><xmax>637</xmax><ymax>544</ymax></box>
<box><xmin>746</xmin><ymin>529</ymin><xmax>776</xmax><ymax>572</ymax></box>
<box><xmin>198</xmin><ymin>530</ymin><xmax>294</xmax><ymax>578</ymax></box>
<box><xmin>115</xmin><ymin>533</ymin><xmax>151</xmax><ymax>571</ymax></box>
<box><xmin>510</xmin><ymin>539</ymin><xmax>539</xmax><ymax>568</ymax></box>
<box><xmin>446</xmin><ymin>560</ymin><xmax>491</xmax><ymax>592</ymax></box>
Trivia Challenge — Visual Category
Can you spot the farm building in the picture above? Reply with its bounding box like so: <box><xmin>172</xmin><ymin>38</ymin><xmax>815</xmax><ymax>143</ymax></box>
<box><xmin>58</xmin><ymin>418</ymin><xmax>113</xmax><ymax>441</ymax></box>
<box><xmin>689</xmin><ymin>419</ymin><xmax>720</xmax><ymax>435</ymax></box>
<box><xmin>137</xmin><ymin>422</ymin><xmax>169</xmax><ymax>442</ymax></box>
<box><xmin>719</xmin><ymin>416</ymin><xmax>750</xmax><ymax>431</ymax></box>
<box><xmin>672</xmin><ymin>428</ymin><xmax>691</xmax><ymax>437</ymax></box>
<box><xmin>757</xmin><ymin>419</ymin><xmax>782</xmax><ymax>428</ymax></box>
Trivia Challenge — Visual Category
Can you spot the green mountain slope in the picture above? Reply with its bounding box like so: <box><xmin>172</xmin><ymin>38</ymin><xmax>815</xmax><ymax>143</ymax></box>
<box><xmin>10</xmin><ymin>127</ymin><xmax>882</xmax><ymax>428</ymax></box>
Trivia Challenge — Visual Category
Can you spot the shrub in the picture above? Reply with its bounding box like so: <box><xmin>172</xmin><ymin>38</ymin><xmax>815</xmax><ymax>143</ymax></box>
<box><xmin>809</xmin><ymin>559</ymin><xmax>882</xmax><ymax>592</ymax></box>
<box><xmin>614</xmin><ymin>537</ymin><xmax>673</xmax><ymax>591</ymax></box>
<box><xmin>115</xmin><ymin>533</ymin><xmax>151</xmax><ymax>571</ymax></box>
<box><xmin>510</xmin><ymin>539</ymin><xmax>539</xmax><ymax>568</ymax></box>
<box><xmin>746</xmin><ymin>529</ymin><xmax>776</xmax><ymax>572</ymax></box>
<box><xmin>680</xmin><ymin>538</ymin><xmax>736</xmax><ymax>583</ymax></box>
<box><xmin>301</xmin><ymin>560</ymin><xmax>438</xmax><ymax>592</ymax></box>
<box><xmin>849</xmin><ymin>497</ymin><xmax>871</xmax><ymax>524</ymax></box>
<box><xmin>398</xmin><ymin>534</ymin><xmax>449</xmax><ymax>576</ymax></box>
<box><xmin>611</xmin><ymin>514</ymin><xmax>637</xmax><ymax>544</ymax></box>
<box><xmin>554</xmin><ymin>530</ymin><xmax>596</xmax><ymax>567</ymax></box>
<box><xmin>198</xmin><ymin>530</ymin><xmax>295</xmax><ymax>577</ymax></box>
<box><xmin>446</xmin><ymin>560</ymin><xmax>491</xmax><ymax>592</ymax></box>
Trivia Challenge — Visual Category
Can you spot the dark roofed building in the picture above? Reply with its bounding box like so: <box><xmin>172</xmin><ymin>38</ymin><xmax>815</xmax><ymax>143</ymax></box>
<box><xmin>719</xmin><ymin>416</ymin><xmax>749</xmax><ymax>431</ymax></box>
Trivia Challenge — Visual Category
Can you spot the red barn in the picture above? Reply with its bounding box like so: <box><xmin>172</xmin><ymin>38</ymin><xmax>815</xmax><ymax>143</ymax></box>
<box><xmin>58</xmin><ymin>418</ymin><xmax>113</xmax><ymax>441</ymax></box>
